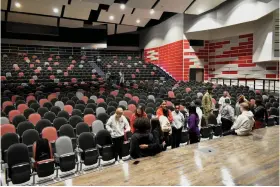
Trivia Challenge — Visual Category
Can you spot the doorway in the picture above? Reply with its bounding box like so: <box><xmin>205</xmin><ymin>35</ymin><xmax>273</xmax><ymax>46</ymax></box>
<box><xmin>189</xmin><ymin>68</ymin><xmax>204</xmax><ymax>82</ymax></box>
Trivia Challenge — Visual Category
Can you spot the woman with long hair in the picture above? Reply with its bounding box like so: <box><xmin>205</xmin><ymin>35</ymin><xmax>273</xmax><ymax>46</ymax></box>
<box><xmin>188</xmin><ymin>105</ymin><xmax>200</xmax><ymax>144</ymax></box>
<box><xmin>150</xmin><ymin>118</ymin><xmax>165</xmax><ymax>151</ymax></box>
<box><xmin>156</xmin><ymin>101</ymin><xmax>173</xmax><ymax>122</ymax></box>
<box><xmin>130</xmin><ymin>105</ymin><xmax>147</xmax><ymax>133</ymax></box>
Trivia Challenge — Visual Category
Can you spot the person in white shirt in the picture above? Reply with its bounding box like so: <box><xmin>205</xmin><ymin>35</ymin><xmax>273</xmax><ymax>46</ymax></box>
<box><xmin>171</xmin><ymin>106</ymin><xmax>185</xmax><ymax>149</ymax></box>
<box><xmin>105</xmin><ymin>108</ymin><xmax>131</xmax><ymax>163</ymax></box>
<box><xmin>194</xmin><ymin>99</ymin><xmax>203</xmax><ymax>130</ymax></box>
<box><xmin>218</xmin><ymin>91</ymin><xmax>231</xmax><ymax>110</ymax></box>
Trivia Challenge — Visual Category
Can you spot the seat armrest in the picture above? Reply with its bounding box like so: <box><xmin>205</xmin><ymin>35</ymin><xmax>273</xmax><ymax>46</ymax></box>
<box><xmin>77</xmin><ymin>148</ymin><xmax>83</xmax><ymax>153</ymax></box>
<box><xmin>54</xmin><ymin>153</ymin><xmax>59</xmax><ymax>159</ymax></box>
<box><xmin>97</xmin><ymin>144</ymin><xmax>102</xmax><ymax>149</ymax></box>
<box><xmin>30</xmin><ymin>157</ymin><xmax>35</xmax><ymax>164</ymax></box>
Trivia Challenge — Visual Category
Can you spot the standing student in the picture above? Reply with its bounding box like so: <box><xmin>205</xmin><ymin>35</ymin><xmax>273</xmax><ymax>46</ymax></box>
<box><xmin>218</xmin><ymin>91</ymin><xmax>231</xmax><ymax>110</ymax></box>
<box><xmin>202</xmin><ymin>87</ymin><xmax>213</xmax><ymax>119</ymax></box>
<box><xmin>156</xmin><ymin>101</ymin><xmax>173</xmax><ymax>123</ymax></box>
<box><xmin>220</xmin><ymin>98</ymin><xmax>235</xmax><ymax>132</ymax></box>
<box><xmin>130</xmin><ymin>105</ymin><xmax>147</xmax><ymax>133</ymax></box>
<box><xmin>171</xmin><ymin>105</ymin><xmax>184</xmax><ymax>149</ymax></box>
<box><xmin>106</xmin><ymin>108</ymin><xmax>131</xmax><ymax>163</ymax></box>
<box><xmin>188</xmin><ymin>105</ymin><xmax>200</xmax><ymax>144</ymax></box>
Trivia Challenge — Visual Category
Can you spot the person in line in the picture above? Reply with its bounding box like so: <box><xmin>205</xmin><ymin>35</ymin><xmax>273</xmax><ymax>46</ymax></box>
<box><xmin>188</xmin><ymin>105</ymin><xmax>200</xmax><ymax>144</ymax></box>
<box><xmin>105</xmin><ymin>71</ymin><xmax>111</xmax><ymax>84</ymax></box>
<box><xmin>159</xmin><ymin>115</ymin><xmax>172</xmax><ymax>149</ymax></box>
<box><xmin>105</xmin><ymin>107</ymin><xmax>131</xmax><ymax>163</ymax></box>
<box><xmin>130</xmin><ymin>105</ymin><xmax>147</xmax><ymax>133</ymax></box>
<box><xmin>235</xmin><ymin>95</ymin><xmax>248</xmax><ymax>116</ymax></box>
<box><xmin>220</xmin><ymin>98</ymin><xmax>235</xmax><ymax>132</ymax></box>
<box><xmin>253</xmin><ymin>99</ymin><xmax>268</xmax><ymax>129</ymax></box>
<box><xmin>130</xmin><ymin>118</ymin><xmax>163</xmax><ymax>159</ymax></box>
<box><xmin>223</xmin><ymin>102</ymin><xmax>254</xmax><ymax>136</ymax></box>
<box><xmin>156</xmin><ymin>101</ymin><xmax>173</xmax><ymax>123</ymax></box>
<box><xmin>119</xmin><ymin>71</ymin><xmax>125</xmax><ymax>87</ymax></box>
<box><xmin>218</xmin><ymin>91</ymin><xmax>231</xmax><ymax>110</ymax></box>
<box><xmin>171</xmin><ymin>105</ymin><xmax>184</xmax><ymax>149</ymax></box>
<box><xmin>194</xmin><ymin>99</ymin><xmax>203</xmax><ymax>130</ymax></box>
<box><xmin>202</xmin><ymin>87</ymin><xmax>213</xmax><ymax>119</ymax></box>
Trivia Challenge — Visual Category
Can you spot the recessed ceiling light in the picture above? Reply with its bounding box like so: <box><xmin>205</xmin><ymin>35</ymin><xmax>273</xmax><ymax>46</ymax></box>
<box><xmin>109</xmin><ymin>15</ymin><xmax>114</xmax><ymax>20</ymax></box>
<box><xmin>53</xmin><ymin>8</ymin><xmax>59</xmax><ymax>13</ymax></box>
<box><xmin>120</xmin><ymin>4</ymin><xmax>125</xmax><ymax>10</ymax></box>
<box><xmin>136</xmin><ymin>19</ymin><xmax>140</xmax><ymax>23</ymax></box>
<box><xmin>150</xmin><ymin>9</ymin><xmax>155</xmax><ymax>14</ymax></box>
<box><xmin>15</xmin><ymin>2</ymin><xmax>21</xmax><ymax>8</ymax></box>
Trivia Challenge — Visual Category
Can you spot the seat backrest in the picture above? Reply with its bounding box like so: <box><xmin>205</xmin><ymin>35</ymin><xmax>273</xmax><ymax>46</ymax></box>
<box><xmin>64</xmin><ymin>105</ymin><xmax>73</xmax><ymax>115</ymax></box>
<box><xmin>83</xmin><ymin>114</ymin><xmax>96</xmax><ymax>126</ymax></box>
<box><xmin>7</xmin><ymin>143</ymin><xmax>30</xmax><ymax>167</ymax></box>
<box><xmin>17</xmin><ymin>121</ymin><xmax>34</xmax><ymax>137</ymax></box>
<box><xmin>1</xmin><ymin>117</ymin><xmax>9</xmax><ymax>125</ymax></box>
<box><xmin>29</xmin><ymin>113</ymin><xmax>41</xmax><ymax>125</ymax></box>
<box><xmin>12</xmin><ymin>115</ymin><xmax>27</xmax><ymax>128</ymax></box>
<box><xmin>76</xmin><ymin>122</ymin><xmax>90</xmax><ymax>135</ymax></box>
<box><xmin>1</xmin><ymin>133</ymin><xmax>19</xmax><ymax>152</ymax></box>
<box><xmin>69</xmin><ymin>115</ymin><xmax>83</xmax><ymax>129</ymax></box>
<box><xmin>95</xmin><ymin>129</ymin><xmax>112</xmax><ymax>146</ymax></box>
<box><xmin>96</xmin><ymin>107</ymin><xmax>106</xmax><ymax>116</ymax></box>
<box><xmin>42</xmin><ymin>127</ymin><xmax>58</xmax><ymax>143</ymax></box>
<box><xmin>59</xmin><ymin>124</ymin><xmax>75</xmax><ymax>138</ymax></box>
<box><xmin>33</xmin><ymin>138</ymin><xmax>52</xmax><ymax>161</ymax></box>
<box><xmin>55</xmin><ymin>136</ymin><xmax>73</xmax><ymax>156</ymax></box>
<box><xmin>78</xmin><ymin>132</ymin><xmax>95</xmax><ymax>151</ymax></box>
<box><xmin>8</xmin><ymin>110</ymin><xmax>21</xmax><ymax>123</ymax></box>
<box><xmin>17</xmin><ymin>104</ymin><xmax>29</xmax><ymax>114</ymax></box>
<box><xmin>92</xmin><ymin>120</ymin><xmax>104</xmax><ymax>135</ymax></box>
<box><xmin>0</xmin><ymin>124</ymin><xmax>16</xmax><ymax>136</ymax></box>
<box><xmin>22</xmin><ymin>129</ymin><xmax>40</xmax><ymax>146</ymax></box>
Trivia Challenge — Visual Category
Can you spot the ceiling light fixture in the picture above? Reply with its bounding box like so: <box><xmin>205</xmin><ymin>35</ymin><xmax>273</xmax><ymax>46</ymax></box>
<box><xmin>150</xmin><ymin>9</ymin><xmax>155</xmax><ymax>14</ymax></box>
<box><xmin>120</xmin><ymin>4</ymin><xmax>126</xmax><ymax>10</ymax></box>
<box><xmin>109</xmin><ymin>15</ymin><xmax>115</xmax><ymax>20</ymax></box>
<box><xmin>53</xmin><ymin>8</ymin><xmax>59</xmax><ymax>13</ymax></box>
<box><xmin>136</xmin><ymin>19</ymin><xmax>140</xmax><ymax>23</ymax></box>
<box><xmin>15</xmin><ymin>2</ymin><xmax>21</xmax><ymax>8</ymax></box>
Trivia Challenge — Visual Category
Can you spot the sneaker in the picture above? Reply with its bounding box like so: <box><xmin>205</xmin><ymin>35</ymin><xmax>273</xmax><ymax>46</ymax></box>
<box><xmin>119</xmin><ymin>160</ymin><xmax>124</xmax><ymax>164</ymax></box>
<box><xmin>114</xmin><ymin>161</ymin><xmax>119</xmax><ymax>165</ymax></box>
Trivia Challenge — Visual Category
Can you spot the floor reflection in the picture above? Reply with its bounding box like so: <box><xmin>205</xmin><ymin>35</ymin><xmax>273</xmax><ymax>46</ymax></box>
<box><xmin>221</xmin><ymin>166</ymin><xmax>235</xmax><ymax>186</ymax></box>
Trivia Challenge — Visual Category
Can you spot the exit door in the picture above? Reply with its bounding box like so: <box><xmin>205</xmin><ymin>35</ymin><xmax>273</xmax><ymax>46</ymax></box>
<box><xmin>189</xmin><ymin>68</ymin><xmax>204</xmax><ymax>82</ymax></box>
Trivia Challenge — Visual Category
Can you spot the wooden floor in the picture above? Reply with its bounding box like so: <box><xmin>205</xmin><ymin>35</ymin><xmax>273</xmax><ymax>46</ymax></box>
<box><xmin>53</xmin><ymin>126</ymin><xmax>279</xmax><ymax>186</ymax></box>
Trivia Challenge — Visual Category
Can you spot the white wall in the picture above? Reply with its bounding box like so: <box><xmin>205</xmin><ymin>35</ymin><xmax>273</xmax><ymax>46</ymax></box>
<box><xmin>184</xmin><ymin>0</ymin><xmax>279</xmax><ymax>33</ymax></box>
<box><xmin>140</xmin><ymin>14</ymin><xmax>184</xmax><ymax>49</ymax></box>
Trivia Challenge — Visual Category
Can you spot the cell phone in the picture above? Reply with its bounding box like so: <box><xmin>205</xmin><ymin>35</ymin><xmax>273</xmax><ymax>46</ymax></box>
<box><xmin>133</xmin><ymin>161</ymin><xmax>140</xmax><ymax>165</ymax></box>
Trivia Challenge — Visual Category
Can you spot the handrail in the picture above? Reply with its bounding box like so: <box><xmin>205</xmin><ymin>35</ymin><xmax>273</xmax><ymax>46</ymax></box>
<box><xmin>210</xmin><ymin>78</ymin><xmax>279</xmax><ymax>93</ymax></box>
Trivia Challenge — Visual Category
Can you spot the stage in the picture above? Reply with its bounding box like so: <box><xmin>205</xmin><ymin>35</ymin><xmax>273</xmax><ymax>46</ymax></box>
<box><xmin>53</xmin><ymin>126</ymin><xmax>279</xmax><ymax>186</ymax></box>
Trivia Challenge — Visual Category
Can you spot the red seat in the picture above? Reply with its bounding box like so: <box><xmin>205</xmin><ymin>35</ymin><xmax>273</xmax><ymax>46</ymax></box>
<box><xmin>64</xmin><ymin>105</ymin><xmax>73</xmax><ymax>115</ymax></box>
<box><xmin>2</xmin><ymin>101</ymin><xmax>13</xmax><ymax>111</ymax></box>
<box><xmin>0</xmin><ymin>124</ymin><xmax>16</xmax><ymax>136</ymax></box>
<box><xmin>84</xmin><ymin>114</ymin><xmax>96</xmax><ymax>127</ymax></box>
<box><xmin>81</xmin><ymin>96</ymin><xmax>89</xmax><ymax>104</ymax></box>
<box><xmin>168</xmin><ymin>91</ymin><xmax>175</xmax><ymax>98</ymax></box>
<box><xmin>96</xmin><ymin>98</ymin><xmax>105</xmax><ymax>104</ymax></box>
<box><xmin>42</xmin><ymin>127</ymin><xmax>58</xmax><ymax>143</ymax></box>
<box><xmin>26</xmin><ymin>95</ymin><xmax>36</xmax><ymax>103</ymax></box>
<box><xmin>39</xmin><ymin>99</ymin><xmax>49</xmax><ymax>107</ymax></box>
<box><xmin>9</xmin><ymin>110</ymin><xmax>21</xmax><ymax>122</ymax></box>
<box><xmin>29</xmin><ymin>113</ymin><xmax>41</xmax><ymax>126</ymax></box>
<box><xmin>132</xmin><ymin>96</ymin><xmax>139</xmax><ymax>104</ymax></box>
<box><xmin>123</xmin><ymin>110</ymin><xmax>133</xmax><ymax>119</ymax></box>
<box><xmin>18</xmin><ymin>104</ymin><xmax>29</xmax><ymax>114</ymax></box>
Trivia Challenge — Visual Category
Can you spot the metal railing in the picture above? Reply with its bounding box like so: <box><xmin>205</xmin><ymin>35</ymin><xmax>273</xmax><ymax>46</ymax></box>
<box><xmin>210</xmin><ymin>78</ymin><xmax>280</xmax><ymax>93</ymax></box>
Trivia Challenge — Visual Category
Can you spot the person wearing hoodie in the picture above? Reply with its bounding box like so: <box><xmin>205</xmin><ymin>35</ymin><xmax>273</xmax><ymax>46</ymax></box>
<box><xmin>130</xmin><ymin>105</ymin><xmax>147</xmax><ymax>133</ymax></box>
<box><xmin>220</xmin><ymin>98</ymin><xmax>235</xmax><ymax>132</ymax></box>
<box><xmin>106</xmin><ymin>107</ymin><xmax>131</xmax><ymax>163</ymax></box>
<box><xmin>223</xmin><ymin>102</ymin><xmax>254</xmax><ymax>136</ymax></box>
<box><xmin>156</xmin><ymin>101</ymin><xmax>173</xmax><ymax>123</ymax></box>
<box><xmin>188</xmin><ymin>105</ymin><xmax>200</xmax><ymax>144</ymax></box>
<box><xmin>253</xmin><ymin>99</ymin><xmax>268</xmax><ymax>129</ymax></box>
<box><xmin>171</xmin><ymin>105</ymin><xmax>184</xmax><ymax>149</ymax></box>
<box><xmin>130</xmin><ymin>118</ymin><xmax>163</xmax><ymax>159</ymax></box>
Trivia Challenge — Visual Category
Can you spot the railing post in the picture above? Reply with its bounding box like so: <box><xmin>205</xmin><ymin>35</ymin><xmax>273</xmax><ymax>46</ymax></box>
<box><xmin>274</xmin><ymin>80</ymin><xmax>276</xmax><ymax>93</ymax></box>
<box><xmin>254</xmin><ymin>80</ymin><xmax>255</xmax><ymax>90</ymax></box>
<box><xmin>237</xmin><ymin>79</ymin><xmax>239</xmax><ymax>86</ymax></box>
<box><xmin>263</xmin><ymin>80</ymin><xmax>265</xmax><ymax>92</ymax></box>
<box><xmin>223</xmin><ymin>79</ymin><xmax>224</xmax><ymax>85</ymax></box>
<box><xmin>230</xmin><ymin>79</ymin><xmax>232</xmax><ymax>86</ymax></box>
<box><xmin>245</xmin><ymin>79</ymin><xmax>247</xmax><ymax>86</ymax></box>
<box><xmin>268</xmin><ymin>80</ymin><xmax>271</xmax><ymax>92</ymax></box>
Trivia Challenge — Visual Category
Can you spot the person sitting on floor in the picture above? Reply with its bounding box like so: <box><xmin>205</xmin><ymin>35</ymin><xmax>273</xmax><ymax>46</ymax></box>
<box><xmin>223</xmin><ymin>102</ymin><xmax>254</xmax><ymax>136</ymax></box>
<box><xmin>220</xmin><ymin>98</ymin><xmax>235</xmax><ymax>132</ymax></box>
<box><xmin>253</xmin><ymin>99</ymin><xmax>268</xmax><ymax>129</ymax></box>
<box><xmin>130</xmin><ymin>105</ymin><xmax>147</xmax><ymax>133</ymax></box>
<box><xmin>130</xmin><ymin>118</ymin><xmax>164</xmax><ymax>159</ymax></box>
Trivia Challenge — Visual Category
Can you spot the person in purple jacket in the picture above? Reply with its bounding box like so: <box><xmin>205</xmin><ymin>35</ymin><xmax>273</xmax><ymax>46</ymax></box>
<box><xmin>188</xmin><ymin>105</ymin><xmax>200</xmax><ymax>144</ymax></box>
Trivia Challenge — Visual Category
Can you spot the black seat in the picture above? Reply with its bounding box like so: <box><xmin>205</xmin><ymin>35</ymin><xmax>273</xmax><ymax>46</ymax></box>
<box><xmin>43</xmin><ymin>112</ymin><xmax>56</xmax><ymax>123</ymax></box>
<box><xmin>97</xmin><ymin>113</ymin><xmax>110</xmax><ymax>124</ymax></box>
<box><xmin>50</xmin><ymin>106</ymin><xmax>61</xmax><ymax>115</ymax></box>
<box><xmin>57</xmin><ymin>110</ymin><xmax>70</xmax><ymax>120</ymax></box>
<box><xmin>69</xmin><ymin>115</ymin><xmax>83</xmax><ymax>130</ymax></box>
<box><xmin>6</xmin><ymin>143</ymin><xmax>32</xmax><ymax>185</ymax></box>
<box><xmin>23</xmin><ymin>108</ymin><xmax>35</xmax><ymax>119</ymax></box>
<box><xmin>17</xmin><ymin>121</ymin><xmax>34</xmax><ymax>138</ymax></box>
<box><xmin>37</xmin><ymin>107</ymin><xmax>49</xmax><ymax>117</ymax></box>
<box><xmin>78</xmin><ymin>132</ymin><xmax>99</xmax><ymax>170</ymax></box>
<box><xmin>12</xmin><ymin>115</ymin><xmax>27</xmax><ymax>129</ymax></box>
<box><xmin>1</xmin><ymin>133</ymin><xmax>20</xmax><ymax>164</ymax></box>
<box><xmin>95</xmin><ymin>130</ymin><xmax>114</xmax><ymax>162</ymax></box>
<box><xmin>72</xmin><ymin>109</ymin><xmax>83</xmax><ymax>117</ymax></box>
<box><xmin>35</xmin><ymin>119</ymin><xmax>52</xmax><ymax>135</ymax></box>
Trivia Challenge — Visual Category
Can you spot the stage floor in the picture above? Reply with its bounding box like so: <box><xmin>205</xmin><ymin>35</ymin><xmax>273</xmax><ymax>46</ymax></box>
<box><xmin>53</xmin><ymin>126</ymin><xmax>279</xmax><ymax>186</ymax></box>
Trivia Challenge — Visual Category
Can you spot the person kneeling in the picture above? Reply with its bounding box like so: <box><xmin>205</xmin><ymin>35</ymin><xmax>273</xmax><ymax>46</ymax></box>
<box><xmin>223</xmin><ymin>102</ymin><xmax>254</xmax><ymax>136</ymax></box>
<box><xmin>130</xmin><ymin>118</ymin><xmax>165</xmax><ymax>159</ymax></box>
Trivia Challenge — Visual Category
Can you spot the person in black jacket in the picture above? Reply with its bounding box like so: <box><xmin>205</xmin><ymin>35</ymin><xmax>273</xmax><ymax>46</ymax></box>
<box><xmin>253</xmin><ymin>99</ymin><xmax>268</xmax><ymax>129</ymax></box>
<box><xmin>150</xmin><ymin>118</ymin><xmax>166</xmax><ymax>151</ymax></box>
<box><xmin>130</xmin><ymin>118</ymin><xmax>164</xmax><ymax>159</ymax></box>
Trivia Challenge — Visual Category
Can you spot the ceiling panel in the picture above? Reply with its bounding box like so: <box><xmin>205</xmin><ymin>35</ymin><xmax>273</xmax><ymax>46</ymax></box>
<box><xmin>107</xmin><ymin>3</ymin><xmax>133</xmax><ymax>15</ymax></box>
<box><xmin>154</xmin><ymin>0</ymin><xmax>193</xmax><ymax>13</ymax></box>
<box><xmin>107</xmin><ymin>23</ymin><xmax>115</xmax><ymax>35</ymax></box>
<box><xmin>132</xmin><ymin>8</ymin><xmax>163</xmax><ymax>20</ymax></box>
<box><xmin>122</xmin><ymin>14</ymin><xmax>150</xmax><ymax>27</ymax></box>
<box><xmin>117</xmin><ymin>25</ymin><xmax>137</xmax><ymax>34</ymax></box>
<box><xmin>126</xmin><ymin>0</ymin><xmax>157</xmax><ymax>9</ymax></box>
<box><xmin>64</xmin><ymin>0</ymin><xmax>99</xmax><ymax>20</ymax></box>
<box><xmin>8</xmin><ymin>12</ymin><xmax>57</xmax><ymax>26</ymax></box>
<box><xmin>97</xmin><ymin>10</ymin><xmax>123</xmax><ymax>24</ymax></box>
<box><xmin>1</xmin><ymin>0</ymin><xmax>8</xmax><ymax>10</ymax></box>
<box><xmin>185</xmin><ymin>0</ymin><xmax>227</xmax><ymax>15</ymax></box>
<box><xmin>60</xmin><ymin>18</ymin><xmax>84</xmax><ymax>28</ymax></box>
<box><xmin>10</xmin><ymin>0</ymin><xmax>67</xmax><ymax>16</ymax></box>
<box><xmin>82</xmin><ymin>0</ymin><xmax>114</xmax><ymax>5</ymax></box>
<box><xmin>1</xmin><ymin>11</ymin><xmax>5</xmax><ymax>21</ymax></box>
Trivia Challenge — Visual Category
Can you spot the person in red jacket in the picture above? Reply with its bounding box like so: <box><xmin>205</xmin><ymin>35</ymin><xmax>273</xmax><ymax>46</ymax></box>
<box><xmin>130</xmin><ymin>105</ymin><xmax>147</xmax><ymax>133</ymax></box>
<box><xmin>156</xmin><ymin>101</ymin><xmax>173</xmax><ymax>123</ymax></box>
